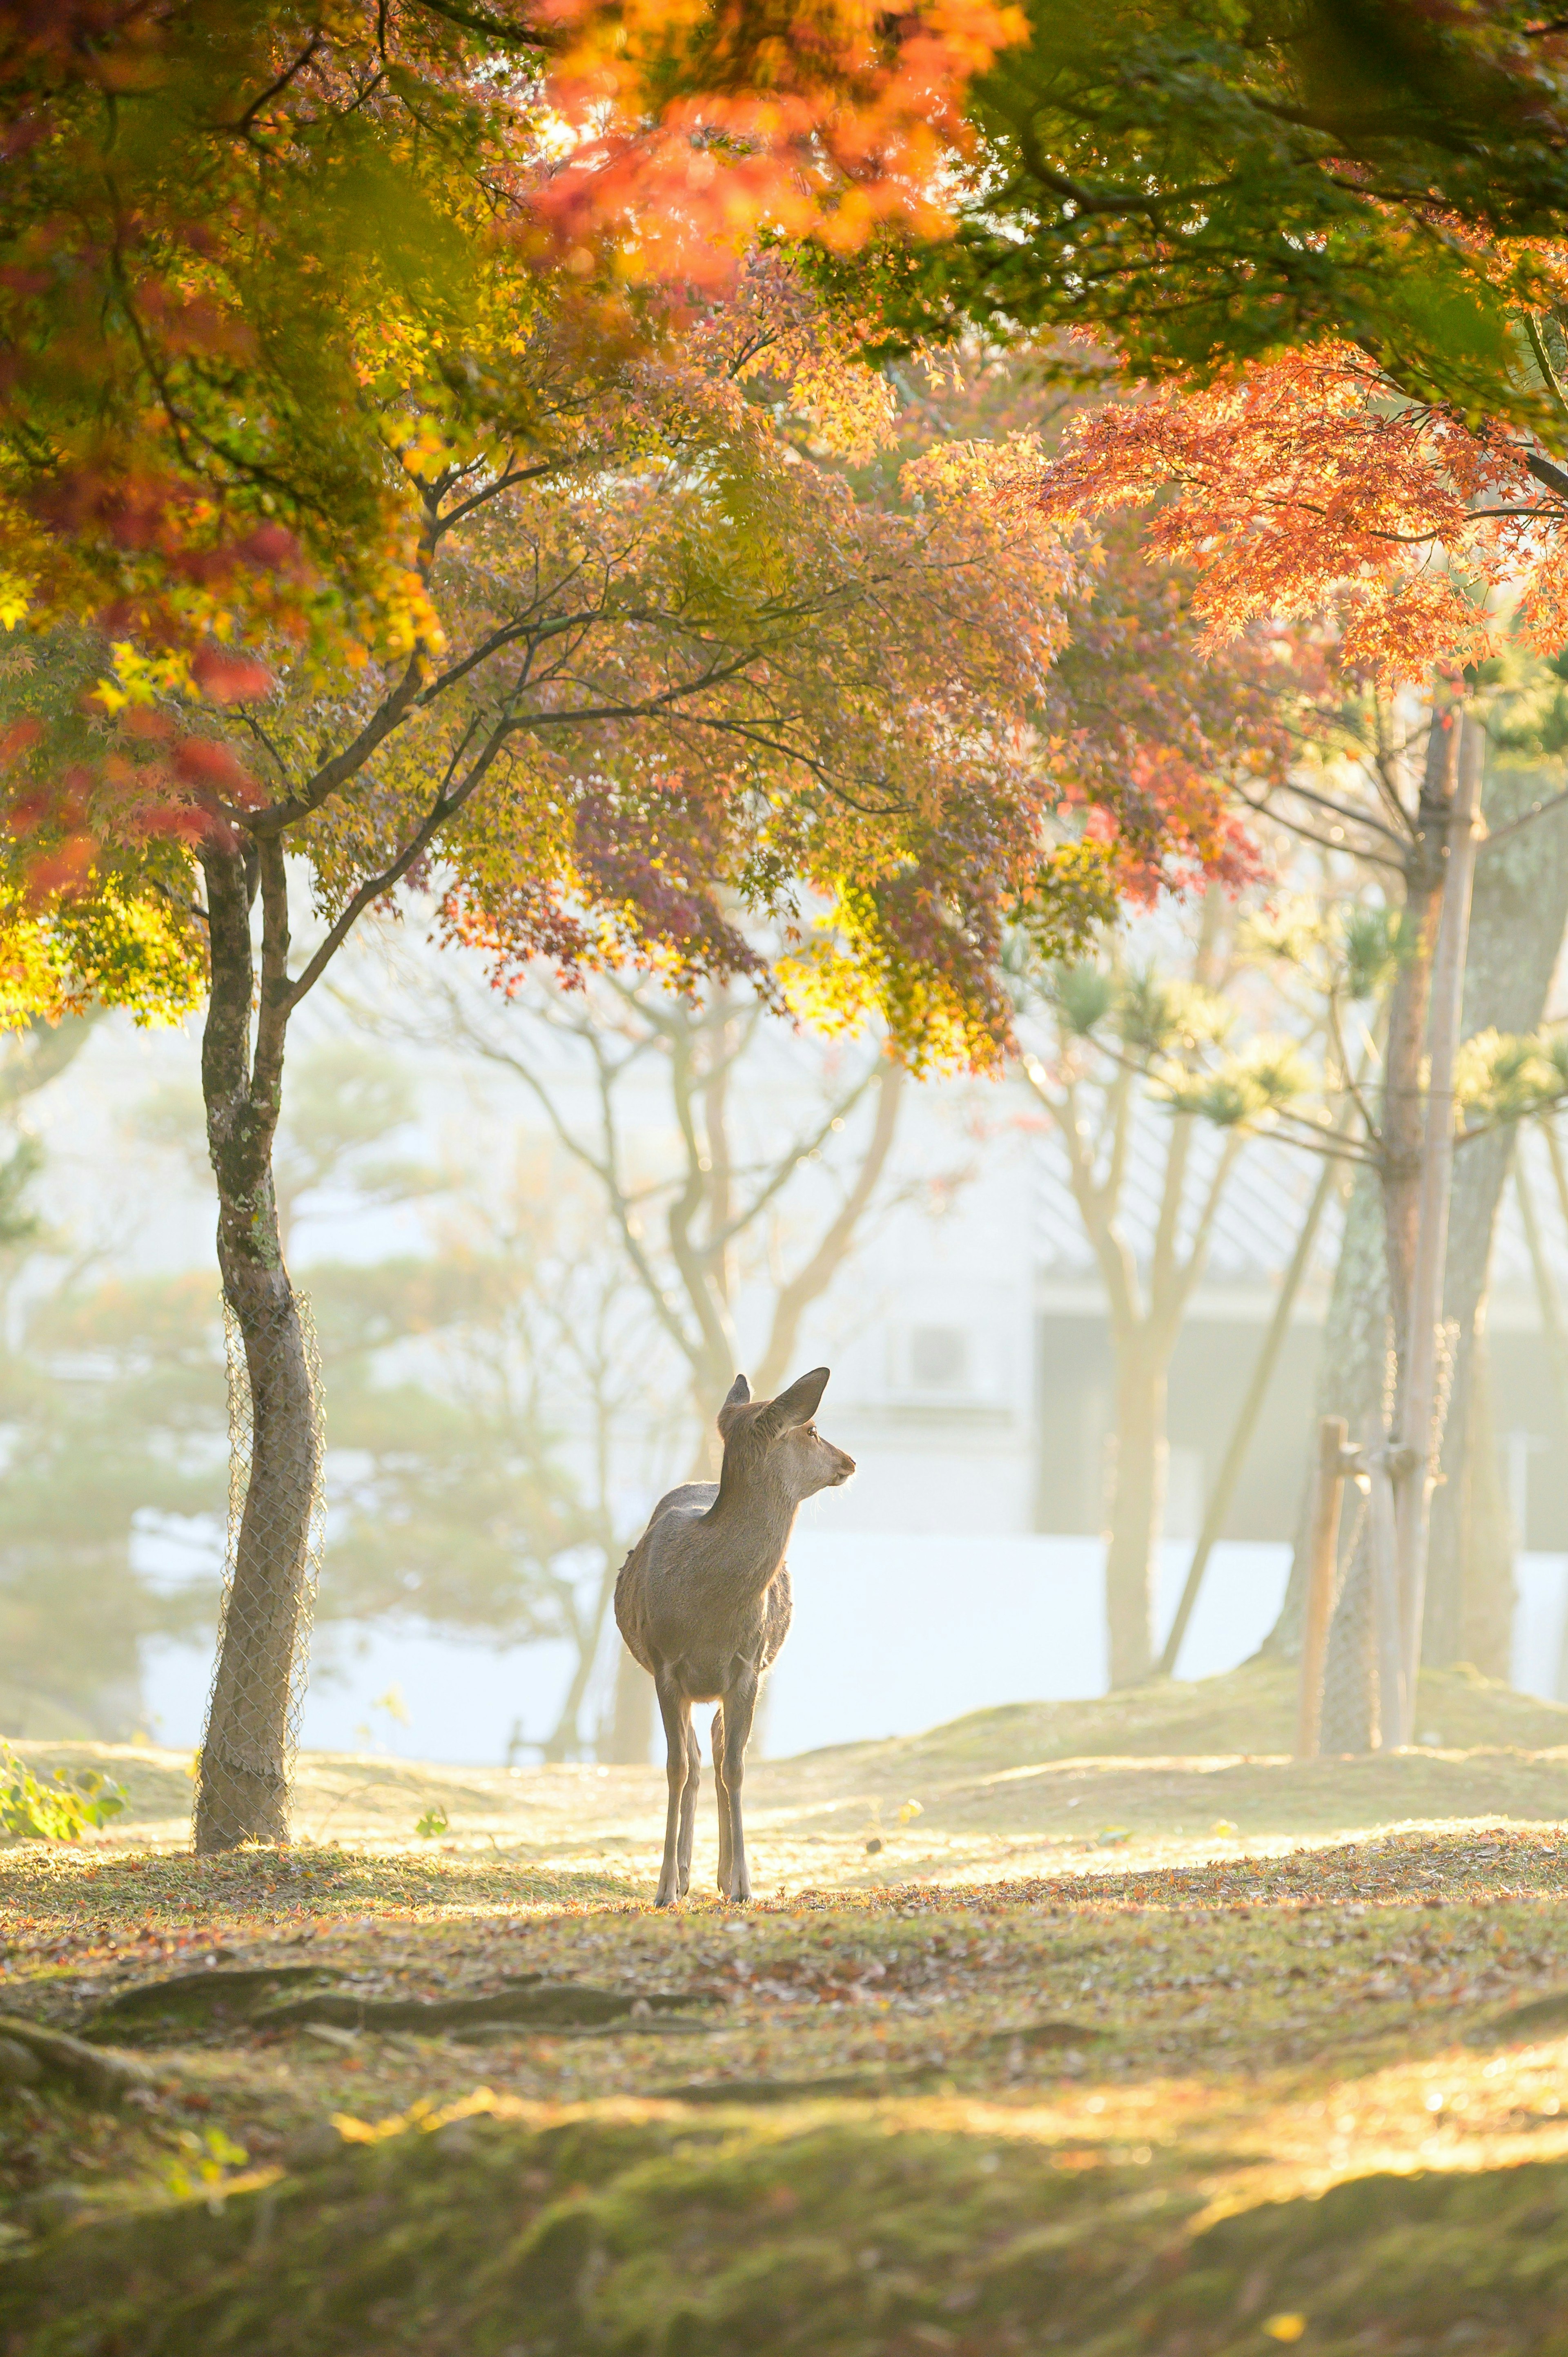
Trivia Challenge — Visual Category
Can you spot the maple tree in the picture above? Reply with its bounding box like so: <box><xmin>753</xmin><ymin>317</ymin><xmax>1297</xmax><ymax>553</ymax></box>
<box><xmin>851</xmin><ymin>346</ymin><xmax>1305</xmax><ymax>1690</ymax></box>
<box><xmin>0</xmin><ymin>0</ymin><xmax>1341</xmax><ymax>1848</ymax></box>
<box><xmin>860</xmin><ymin>0</ymin><xmax>1568</xmax><ymax>419</ymax></box>
<box><xmin>1029</xmin><ymin>341</ymin><xmax>1568</xmax><ymax>677</ymax></box>
<box><xmin>0</xmin><ymin>0</ymin><xmax>1020</xmax><ymax>667</ymax></box>
<box><xmin>0</xmin><ymin>0</ymin><xmax>1025</xmax><ymax>983</ymax></box>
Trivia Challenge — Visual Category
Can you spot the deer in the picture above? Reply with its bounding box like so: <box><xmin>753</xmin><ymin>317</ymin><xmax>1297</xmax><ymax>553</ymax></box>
<box><xmin>614</xmin><ymin>1366</ymin><xmax>855</xmax><ymax>1906</ymax></box>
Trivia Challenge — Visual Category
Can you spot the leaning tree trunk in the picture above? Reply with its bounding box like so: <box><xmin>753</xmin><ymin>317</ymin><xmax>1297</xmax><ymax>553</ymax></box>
<box><xmin>1376</xmin><ymin>719</ymin><xmax>1455</xmax><ymax>1378</ymax></box>
<box><xmin>1268</xmin><ymin>1160</ymin><xmax>1390</xmax><ymax>1662</ymax></box>
<box><xmin>1275</xmin><ymin>720</ymin><xmax>1450</xmax><ymax>1750</ymax></box>
<box><xmin>545</xmin><ymin>1540</ymin><xmax>622</xmax><ymax>1762</ymax></box>
<box><xmin>605</xmin><ymin>1644</ymin><xmax>656</xmax><ymax>1764</ymax></box>
<box><xmin>1317</xmin><ymin>1172</ymin><xmax>1398</xmax><ymax>1751</ymax></box>
<box><xmin>193</xmin><ymin>839</ymin><xmax>320</xmax><ymax>1855</ymax></box>
<box><xmin>1105</xmin><ymin>1341</ymin><xmax>1166</xmax><ymax>1687</ymax></box>
<box><xmin>1271</xmin><ymin>716</ymin><xmax>1488</xmax><ymax>1702</ymax></box>
<box><xmin>1423</xmin><ymin>759</ymin><xmax>1568</xmax><ymax>1666</ymax></box>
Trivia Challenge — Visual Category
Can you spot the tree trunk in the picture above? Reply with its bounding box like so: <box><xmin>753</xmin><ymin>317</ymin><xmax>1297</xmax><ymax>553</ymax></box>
<box><xmin>1378</xmin><ymin>714</ymin><xmax>1456</xmax><ymax>1376</ymax></box>
<box><xmin>1423</xmin><ymin>756</ymin><xmax>1568</xmax><ymax>1664</ymax></box>
<box><xmin>1266</xmin><ymin>702</ymin><xmax>1454</xmax><ymax>1706</ymax></box>
<box><xmin>604</xmin><ymin>1643</ymin><xmax>655</xmax><ymax>1764</ymax></box>
<box><xmin>193</xmin><ymin>840</ymin><xmax>319</xmax><ymax>1855</ymax></box>
<box><xmin>1105</xmin><ymin>1345</ymin><xmax>1165</xmax><ymax>1686</ymax></box>
<box><xmin>545</xmin><ymin>1545</ymin><xmax>621</xmax><ymax>1762</ymax></box>
<box><xmin>1390</xmin><ymin>712</ymin><xmax>1484</xmax><ymax>1734</ymax></box>
<box><xmin>755</xmin><ymin>1062</ymin><xmax>904</xmax><ymax>1398</ymax></box>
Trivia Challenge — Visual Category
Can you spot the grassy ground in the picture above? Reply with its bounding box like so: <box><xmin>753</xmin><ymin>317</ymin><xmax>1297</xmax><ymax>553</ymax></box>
<box><xmin>3</xmin><ymin>1661</ymin><xmax>1568</xmax><ymax>2352</ymax></box>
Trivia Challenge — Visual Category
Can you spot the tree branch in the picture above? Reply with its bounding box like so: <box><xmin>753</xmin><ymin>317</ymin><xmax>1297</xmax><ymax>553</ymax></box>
<box><xmin>755</xmin><ymin>1061</ymin><xmax>905</xmax><ymax>1395</ymax></box>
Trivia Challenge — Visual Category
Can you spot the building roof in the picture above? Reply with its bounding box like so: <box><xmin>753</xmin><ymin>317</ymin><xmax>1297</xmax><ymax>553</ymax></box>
<box><xmin>1033</xmin><ymin>1099</ymin><xmax>1568</xmax><ymax>1325</ymax></box>
<box><xmin>1033</xmin><ymin>1101</ymin><xmax>1342</xmax><ymax>1294</ymax></box>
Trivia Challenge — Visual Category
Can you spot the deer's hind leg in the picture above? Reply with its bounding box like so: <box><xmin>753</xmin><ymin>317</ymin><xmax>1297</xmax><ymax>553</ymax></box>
<box><xmin>675</xmin><ymin>1718</ymin><xmax>701</xmax><ymax>1896</ymax></box>
<box><xmin>653</xmin><ymin>1671</ymin><xmax>694</xmax><ymax>1909</ymax></box>
<box><xmin>711</xmin><ymin>1705</ymin><xmax>730</xmax><ymax>1892</ymax></box>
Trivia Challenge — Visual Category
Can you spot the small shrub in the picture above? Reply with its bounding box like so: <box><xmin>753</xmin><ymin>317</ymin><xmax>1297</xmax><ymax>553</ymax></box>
<box><xmin>0</xmin><ymin>1743</ymin><xmax>127</xmax><ymax>1840</ymax></box>
<box><xmin>165</xmin><ymin>2128</ymin><xmax>250</xmax><ymax>2214</ymax></box>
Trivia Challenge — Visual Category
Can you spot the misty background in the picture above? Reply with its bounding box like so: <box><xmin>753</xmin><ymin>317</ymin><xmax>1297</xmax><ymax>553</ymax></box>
<box><xmin>5</xmin><ymin>896</ymin><xmax>1568</xmax><ymax>1772</ymax></box>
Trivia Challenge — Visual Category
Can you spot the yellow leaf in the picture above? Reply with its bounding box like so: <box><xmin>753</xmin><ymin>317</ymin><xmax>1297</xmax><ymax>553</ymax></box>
<box><xmin>1263</xmin><ymin>2318</ymin><xmax>1307</xmax><ymax>2344</ymax></box>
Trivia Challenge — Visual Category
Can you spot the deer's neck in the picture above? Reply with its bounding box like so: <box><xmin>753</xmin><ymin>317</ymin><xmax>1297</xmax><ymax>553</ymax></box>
<box><xmin>706</xmin><ymin>1467</ymin><xmax>800</xmax><ymax>1589</ymax></box>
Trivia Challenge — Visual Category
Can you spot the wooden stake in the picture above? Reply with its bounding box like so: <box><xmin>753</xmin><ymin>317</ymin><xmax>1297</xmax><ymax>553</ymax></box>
<box><xmin>1296</xmin><ymin>1415</ymin><xmax>1351</xmax><ymax>1760</ymax></box>
<box><xmin>1367</xmin><ymin>1416</ymin><xmax>1405</xmax><ymax>1750</ymax></box>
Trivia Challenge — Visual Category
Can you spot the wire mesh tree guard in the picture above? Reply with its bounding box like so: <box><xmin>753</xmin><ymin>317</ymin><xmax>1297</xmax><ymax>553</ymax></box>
<box><xmin>193</xmin><ymin>1292</ymin><xmax>324</xmax><ymax>1849</ymax></box>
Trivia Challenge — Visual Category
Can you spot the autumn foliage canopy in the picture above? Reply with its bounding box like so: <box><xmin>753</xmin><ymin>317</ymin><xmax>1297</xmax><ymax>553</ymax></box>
<box><xmin>866</xmin><ymin>0</ymin><xmax>1568</xmax><ymax>423</ymax></box>
<box><xmin>0</xmin><ymin>0</ymin><xmax>1020</xmax><ymax>666</ymax></box>
<box><xmin>1031</xmin><ymin>327</ymin><xmax>1568</xmax><ymax>682</ymax></box>
<box><xmin>0</xmin><ymin>0</ymin><xmax>1311</xmax><ymax>1070</ymax></box>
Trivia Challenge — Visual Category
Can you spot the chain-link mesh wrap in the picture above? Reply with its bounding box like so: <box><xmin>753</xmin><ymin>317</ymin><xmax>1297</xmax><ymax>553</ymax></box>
<box><xmin>1320</xmin><ymin>1494</ymin><xmax>1376</xmax><ymax>1754</ymax></box>
<box><xmin>1433</xmin><ymin>1319</ymin><xmax>1459</xmax><ymax>1460</ymax></box>
<box><xmin>193</xmin><ymin>1292</ymin><xmax>324</xmax><ymax>1849</ymax></box>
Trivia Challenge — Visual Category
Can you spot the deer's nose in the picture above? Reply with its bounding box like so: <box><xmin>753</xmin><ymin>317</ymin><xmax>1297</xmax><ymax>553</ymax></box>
<box><xmin>835</xmin><ymin>1454</ymin><xmax>856</xmax><ymax>1481</ymax></box>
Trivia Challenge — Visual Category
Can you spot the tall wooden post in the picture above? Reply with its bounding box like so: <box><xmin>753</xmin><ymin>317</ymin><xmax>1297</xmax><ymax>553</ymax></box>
<box><xmin>1296</xmin><ymin>1416</ymin><xmax>1352</xmax><ymax>1760</ymax></box>
<box><xmin>1392</xmin><ymin>708</ymin><xmax>1486</xmax><ymax>1743</ymax></box>
<box><xmin>1366</xmin><ymin>1417</ymin><xmax>1404</xmax><ymax>1750</ymax></box>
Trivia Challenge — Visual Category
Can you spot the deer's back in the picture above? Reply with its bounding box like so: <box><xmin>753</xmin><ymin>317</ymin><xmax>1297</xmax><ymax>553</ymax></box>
<box><xmin>613</xmin><ymin>1483</ymin><xmax>717</xmax><ymax>1672</ymax></box>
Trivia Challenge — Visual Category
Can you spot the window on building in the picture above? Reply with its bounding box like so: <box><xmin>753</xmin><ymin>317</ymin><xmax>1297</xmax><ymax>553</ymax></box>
<box><xmin>908</xmin><ymin>1325</ymin><xmax>970</xmax><ymax>1391</ymax></box>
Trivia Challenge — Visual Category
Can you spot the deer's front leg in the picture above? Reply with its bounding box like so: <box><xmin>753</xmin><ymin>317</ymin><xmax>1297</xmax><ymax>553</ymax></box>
<box><xmin>654</xmin><ymin>1673</ymin><xmax>693</xmax><ymax>1909</ymax></box>
<box><xmin>675</xmin><ymin>1718</ymin><xmax>700</xmax><ymax>1895</ymax></box>
<box><xmin>717</xmin><ymin>1672</ymin><xmax>758</xmax><ymax>1904</ymax></box>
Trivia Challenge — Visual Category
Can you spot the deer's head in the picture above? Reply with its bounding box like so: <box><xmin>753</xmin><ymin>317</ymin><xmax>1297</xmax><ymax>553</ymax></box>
<box><xmin>717</xmin><ymin>1368</ymin><xmax>855</xmax><ymax>1502</ymax></box>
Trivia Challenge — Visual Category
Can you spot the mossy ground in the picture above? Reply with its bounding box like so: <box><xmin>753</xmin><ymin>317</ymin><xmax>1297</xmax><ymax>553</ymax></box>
<box><xmin>3</xmin><ymin>1662</ymin><xmax>1568</xmax><ymax>2352</ymax></box>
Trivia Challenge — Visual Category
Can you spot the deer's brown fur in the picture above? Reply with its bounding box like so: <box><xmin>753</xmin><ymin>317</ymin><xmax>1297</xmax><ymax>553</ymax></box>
<box><xmin>614</xmin><ymin>1367</ymin><xmax>854</xmax><ymax>1904</ymax></box>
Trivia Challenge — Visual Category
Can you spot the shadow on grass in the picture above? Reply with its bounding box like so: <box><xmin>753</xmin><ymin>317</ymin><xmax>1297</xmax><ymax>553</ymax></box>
<box><xmin>3</xmin><ymin>2102</ymin><xmax>1566</xmax><ymax>2357</ymax></box>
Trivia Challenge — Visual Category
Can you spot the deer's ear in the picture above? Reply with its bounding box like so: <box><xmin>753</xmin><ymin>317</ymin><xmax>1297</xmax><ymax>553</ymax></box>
<box><xmin>765</xmin><ymin>1366</ymin><xmax>829</xmax><ymax>1432</ymax></box>
<box><xmin>717</xmin><ymin>1373</ymin><xmax>751</xmax><ymax>1436</ymax></box>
